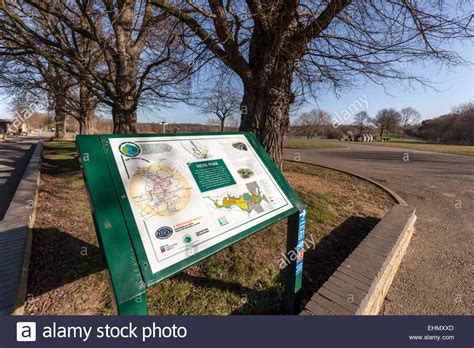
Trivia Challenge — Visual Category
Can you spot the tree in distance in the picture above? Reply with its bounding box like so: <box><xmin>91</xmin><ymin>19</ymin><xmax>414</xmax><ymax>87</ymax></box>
<box><xmin>354</xmin><ymin>111</ymin><xmax>371</xmax><ymax>135</ymax></box>
<box><xmin>373</xmin><ymin>108</ymin><xmax>401</xmax><ymax>139</ymax></box>
<box><xmin>400</xmin><ymin>107</ymin><xmax>421</xmax><ymax>137</ymax></box>
<box><xmin>298</xmin><ymin>108</ymin><xmax>332</xmax><ymax>139</ymax></box>
<box><xmin>415</xmin><ymin>102</ymin><xmax>474</xmax><ymax>145</ymax></box>
<box><xmin>195</xmin><ymin>84</ymin><xmax>241</xmax><ymax>133</ymax></box>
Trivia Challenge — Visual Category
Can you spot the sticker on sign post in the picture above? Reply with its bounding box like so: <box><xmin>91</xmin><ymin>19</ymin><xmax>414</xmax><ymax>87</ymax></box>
<box><xmin>295</xmin><ymin>209</ymin><xmax>306</xmax><ymax>276</ymax></box>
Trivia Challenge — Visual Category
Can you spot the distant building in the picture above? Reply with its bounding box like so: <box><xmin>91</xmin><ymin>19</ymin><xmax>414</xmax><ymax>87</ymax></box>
<box><xmin>0</xmin><ymin>119</ymin><xmax>28</xmax><ymax>136</ymax></box>
<box><xmin>18</xmin><ymin>122</ymin><xmax>28</xmax><ymax>134</ymax></box>
<box><xmin>0</xmin><ymin>119</ymin><xmax>11</xmax><ymax>137</ymax></box>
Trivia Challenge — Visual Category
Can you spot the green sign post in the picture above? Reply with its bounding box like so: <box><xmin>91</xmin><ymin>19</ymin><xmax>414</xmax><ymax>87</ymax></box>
<box><xmin>76</xmin><ymin>132</ymin><xmax>305</xmax><ymax>315</ymax></box>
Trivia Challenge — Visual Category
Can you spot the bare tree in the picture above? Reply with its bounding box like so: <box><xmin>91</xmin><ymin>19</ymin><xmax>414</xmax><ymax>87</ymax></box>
<box><xmin>0</xmin><ymin>3</ymin><xmax>101</xmax><ymax>136</ymax></box>
<box><xmin>400</xmin><ymin>107</ymin><xmax>421</xmax><ymax>137</ymax></box>
<box><xmin>46</xmin><ymin>65</ymin><xmax>74</xmax><ymax>138</ymax></box>
<box><xmin>354</xmin><ymin>111</ymin><xmax>370</xmax><ymax>135</ymax></box>
<box><xmin>373</xmin><ymin>108</ymin><xmax>401</xmax><ymax>139</ymax></box>
<box><xmin>195</xmin><ymin>85</ymin><xmax>240</xmax><ymax>132</ymax></box>
<box><xmin>152</xmin><ymin>0</ymin><xmax>473</xmax><ymax>168</ymax></box>
<box><xmin>0</xmin><ymin>52</ymin><xmax>77</xmax><ymax>138</ymax></box>
<box><xmin>0</xmin><ymin>0</ymin><xmax>189</xmax><ymax>133</ymax></box>
<box><xmin>452</xmin><ymin>102</ymin><xmax>474</xmax><ymax>115</ymax></box>
<box><xmin>299</xmin><ymin>108</ymin><xmax>332</xmax><ymax>139</ymax></box>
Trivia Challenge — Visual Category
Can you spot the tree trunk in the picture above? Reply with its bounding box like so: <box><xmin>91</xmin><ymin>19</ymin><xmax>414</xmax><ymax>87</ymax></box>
<box><xmin>78</xmin><ymin>118</ymin><xmax>86</xmax><ymax>135</ymax></box>
<box><xmin>55</xmin><ymin>116</ymin><xmax>66</xmax><ymax>139</ymax></box>
<box><xmin>78</xmin><ymin>112</ymin><xmax>93</xmax><ymax>135</ymax></box>
<box><xmin>79</xmin><ymin>82</ymin><xmax>95</xmax><ymax>135</ymax></box>
<box><xmin>112</xmin><ymin>102</ymin><xmax>137</xmax><ymax>134</ymax></box>
<box><xmin>113</xmin><ymin>52</ymin><xmax>139</xmax><ymax>134</ymax></box>
<box><xmin>402</xmin><ymin>123</ymin><xmax>408</xmax><ymax>138</ymax></box>
<box><xmin>54</xmin><ymin>94</ymin><xmax>66</xmax><ymax>139</ymax></box>
<box><xmin>239</xmin><ymin>77</ymin><xmax>294</xmax><ymax>169</ymax></box>
<box><xmin>220</xmin><ymin>118</ymin><xmax>225</xmax><ymax>132</ymax></box>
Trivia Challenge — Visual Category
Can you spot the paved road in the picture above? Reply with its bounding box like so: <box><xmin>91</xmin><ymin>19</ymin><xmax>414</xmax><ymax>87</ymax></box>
<box><xmin>284</xmin><ymin>143</ymin><xmax>473</xmax><ymax>314</ymax></box>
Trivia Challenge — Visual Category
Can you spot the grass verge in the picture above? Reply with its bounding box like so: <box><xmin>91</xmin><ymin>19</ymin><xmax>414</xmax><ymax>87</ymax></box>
<box><xmin>25</xmin><ymin>140</ymin><xmax>394</xmax><ymax>315</ymax></box>
<box><xmin>361</xmin><ymin>140</ymin><xmax>474</xmax><ymax>156</ymax></box>
<box><xmin>283</xmin><ymin>138</ymin><xmax>346</xmax><ymax>149</ymax></box>
<box><xmin>285</xmin><ymin>138</ymin><xmax>473</xmax><ymax>156</ymax></box>
<box><xmin>25</xmin><ymin>140</ymin><xmax>112</xmax><ymax>314</ymax></box>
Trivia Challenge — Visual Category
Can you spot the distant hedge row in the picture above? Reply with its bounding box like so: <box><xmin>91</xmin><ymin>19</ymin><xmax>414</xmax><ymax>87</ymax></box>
<box><xmin>412</xmin><ymin>105</ymin><xmax>474</xmax><ymax>145</ymax></box>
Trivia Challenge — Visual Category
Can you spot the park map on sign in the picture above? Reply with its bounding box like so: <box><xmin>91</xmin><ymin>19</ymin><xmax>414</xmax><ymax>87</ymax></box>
<box><xmin>210</xmin><ymin>189</ymin><xmax>263</xmax><ymax>212</ymax></box>
<box><xmin>109</xmin><ymin>135</ymin><xmax>293</xmax><ymax>274</ymax></box>
<box><xmin>129</xmin><ymin>164</ymin><xmax>191</xmax><ymax>218</ymax></box>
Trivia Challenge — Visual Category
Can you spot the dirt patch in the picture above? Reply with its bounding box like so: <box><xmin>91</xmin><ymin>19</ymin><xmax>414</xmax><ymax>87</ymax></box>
<box><xmin>24</xmin><ymin>141</ymin><xmax>394</xmax><ymax>315</ymax></box>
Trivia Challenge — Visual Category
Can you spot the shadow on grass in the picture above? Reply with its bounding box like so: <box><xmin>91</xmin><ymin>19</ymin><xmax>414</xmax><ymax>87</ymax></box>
<box><xmin>27</xmin><ymin>228</ymin><xmax>105</xmax><ymax>297</ymax></box>
<box><xmin>27</xmin><ymin>216</ymin><xmax>380</xmax><ymax>314</ymax></box>
<box><xmin>42</xmin><ymin>158</ymin><xmax>80</xmax><ymax>175</ymax></box>
<box><xmin>170</xmin><ymin>272</ymin><xmax>285</xmax><ymax>315</ymax></box>
<box><xmin>41</xmin><ymin>141</ymin><xmax>80</xmax><ymax>176</ymax></box>
<box><xmin>154</xmin><ymin>216</ymin><xmax>380</xmax><ymax>315</ymax></box>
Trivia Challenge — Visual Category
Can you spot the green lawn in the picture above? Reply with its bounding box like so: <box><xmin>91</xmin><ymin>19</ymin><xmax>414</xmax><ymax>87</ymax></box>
<box><xmin>284</xmin><ymin>137</ymin><xmax>473</xmax><ymax>156</ymax></box>
<box><xmin>362</xmin><ymin>140</ymin><xmax>474</xmax><ymax>156</ymax></box>
<box><xmin>283</xmin><ymin>138</ymin><xmax>346</xmax><ymax>149</ymax></box>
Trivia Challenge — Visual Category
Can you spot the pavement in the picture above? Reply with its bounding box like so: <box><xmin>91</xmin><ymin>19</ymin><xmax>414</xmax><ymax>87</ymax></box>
<box><xmin>0</xmin><ymin>135</ymin><xmax>42</xmax><ymax>314</ymax></box>
<box><xmin>284</xmin><ymin>143</ymin><xmax>474</xmax><ymax>315</ymax></box>
<box><xmin>0</xmin><ymin>136</ymin><xmax>38</xmax><ymax>220</ymax></box>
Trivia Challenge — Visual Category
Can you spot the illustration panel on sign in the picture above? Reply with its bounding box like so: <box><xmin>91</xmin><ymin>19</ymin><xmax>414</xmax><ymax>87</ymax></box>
<box><xmin>108</xmin><ymin>134</ymin><xmax>294</xmax><ymax>274</ymax></box>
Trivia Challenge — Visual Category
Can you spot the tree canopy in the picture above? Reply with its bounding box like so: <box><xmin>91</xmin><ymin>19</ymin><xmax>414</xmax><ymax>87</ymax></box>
<box><xmin>0</xmin><ymin>0</ymin><xmax>472</xmax><ymax>166</ymax></box>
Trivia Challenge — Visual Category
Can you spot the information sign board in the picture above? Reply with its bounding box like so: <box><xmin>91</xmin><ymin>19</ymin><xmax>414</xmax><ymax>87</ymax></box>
<box><xmin>109</xmin><ymin>134</ymin><xmax>295</xmax><ymax>275</ymax></box>
<box><xmin>77</xmin><ymin>132</ymin><xmax>305</xmax><ymax>314</ymax></box>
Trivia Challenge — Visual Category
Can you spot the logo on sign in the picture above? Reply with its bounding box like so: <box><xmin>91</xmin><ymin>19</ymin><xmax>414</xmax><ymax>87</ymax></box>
<box><xmin>155</xmin><ymin>226</ymin><xmax>173</xmax><ymax>239</ymax></box>
<box><xmin>119</xmin><ymin>142</ymin><xmax>141</xmax><ymax>157</ymax></box>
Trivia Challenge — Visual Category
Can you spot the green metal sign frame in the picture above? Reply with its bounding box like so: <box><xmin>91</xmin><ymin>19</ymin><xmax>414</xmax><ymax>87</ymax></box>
<box><xmin>76</xmin><ymin>132</ymin><xmax>305</xmax><ymax>315</ymax></box>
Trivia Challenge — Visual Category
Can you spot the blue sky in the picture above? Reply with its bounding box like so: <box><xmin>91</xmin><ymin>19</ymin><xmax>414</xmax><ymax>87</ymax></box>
<box><xmin>1</xmin><ymin>43</ymin><xmax>472</xmax><ymax>125</ymax></box>
<box><xmin>140</xmin><ymin>41</ymin><xmax>474</xmax><ymax>125</ymax></box>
